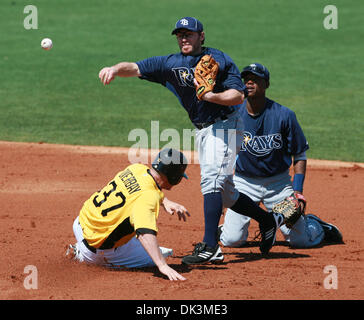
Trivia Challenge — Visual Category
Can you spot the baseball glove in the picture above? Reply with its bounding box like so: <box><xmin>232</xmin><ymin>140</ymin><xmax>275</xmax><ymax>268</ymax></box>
<box><xmin>194</xmin><ymin>55</ymin><xmax>219</xmax><ymax>100</ymax></box>
<box><xmin>272</xmin><ymin>193</ymin><xmax>306</xmax><ymax>228</ymax></box>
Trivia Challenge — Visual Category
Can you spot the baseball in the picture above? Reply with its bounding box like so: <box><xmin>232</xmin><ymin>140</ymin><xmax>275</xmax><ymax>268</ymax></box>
<box><xmin>41</xmin><ymin>38</ymin><xmax>53</xmax><ymax>50</ymax></box>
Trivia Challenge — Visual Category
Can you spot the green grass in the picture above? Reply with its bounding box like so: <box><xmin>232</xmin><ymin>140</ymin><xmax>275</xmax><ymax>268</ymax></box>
<box><xmin>0</xmin><ymin>0</ymin><xmax>363</xmax><ymax>161</ymax></box>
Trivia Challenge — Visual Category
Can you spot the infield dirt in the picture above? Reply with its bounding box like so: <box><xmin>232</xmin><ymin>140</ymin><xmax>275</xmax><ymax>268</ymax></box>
<box><xmin>1</xmin><ymin>141</ymin><xmax>363</xmax><ymax>300</ymax></box>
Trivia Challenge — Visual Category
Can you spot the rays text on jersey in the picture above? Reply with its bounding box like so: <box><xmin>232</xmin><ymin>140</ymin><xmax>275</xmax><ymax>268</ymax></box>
<box><xmin>241</xmin><ymin>132</ymin><xmax>283</xmax><ymax>156</ymax></box>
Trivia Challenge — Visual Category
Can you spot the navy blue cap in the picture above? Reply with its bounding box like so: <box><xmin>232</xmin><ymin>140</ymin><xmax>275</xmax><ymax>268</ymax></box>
<box><xmin>241</xmin><ymin>63</ymin><xmax>270</xmax><ymax>80</ymax></box>
<box><xmin>171</xmin><ymin>17</ymin><xmax>203</xmax><ymax>35</ymax></box>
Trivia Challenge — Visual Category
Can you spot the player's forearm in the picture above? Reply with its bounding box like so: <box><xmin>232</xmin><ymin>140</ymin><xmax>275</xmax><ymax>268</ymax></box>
<box><xmin>202</xmin><ymin>89</ymin><xmax>244</xmax><ymax>106</ymax></box>
<box><xmin>137</xmin><ymin>233</ymin><xmax>166</xmax><ymax>268</ymax></box>
<box><xmin>292</xmin><ymin>160</ymin><xmax>306</xmax><ymax>193</ymax></box>
<box><xmin>99</xmin><ymin>62</ymin><xmax>141</xmax><ymax>85</ymax></box>
<box><xmin>112</xmin><ymin>62</ymin><xmax>141</xmax><ymax>77</ymax></box>
<box><xmin>293</xmin><ymin>159</ymin><xmax>306</xmax><ymax>175</ymax></box>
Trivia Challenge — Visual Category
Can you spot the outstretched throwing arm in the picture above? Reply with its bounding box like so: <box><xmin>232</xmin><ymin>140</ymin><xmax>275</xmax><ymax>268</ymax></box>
<box><xmin>99</xmin><ymin>62</ymin><xmax>141</xmax><ymax>85</ymax></box>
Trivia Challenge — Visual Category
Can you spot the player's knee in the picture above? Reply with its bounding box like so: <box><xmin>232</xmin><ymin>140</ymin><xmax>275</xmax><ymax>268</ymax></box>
<box><xmin>287</xmin><ymin>217</ymin><xmax>325</xmax><ymax>248</ymax></box>
<box><xmin>221</xmin><ymin>236</ymin><xmax>246</xmax><ymax>248</ymax></box>
<box><xmin>305</xmin><ymin>217</ymin><xmax>325</xmax><ymax>247</ymax></box>
<box><xmin>220</xmin><ymin>229</ymin><xmax>246</xmax><ymax>247</ymax></box>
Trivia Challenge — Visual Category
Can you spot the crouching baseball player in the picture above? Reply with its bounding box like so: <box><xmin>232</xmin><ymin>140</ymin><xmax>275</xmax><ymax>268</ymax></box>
<box><xmin>219</xmin><ymin>63</ymin><xmax>343</xmax><ymax>249</ymax></box>
<box><xmin>67</xmin><ymin>148</ymin><xmax>190</xmax><ymax>281</ymax></box>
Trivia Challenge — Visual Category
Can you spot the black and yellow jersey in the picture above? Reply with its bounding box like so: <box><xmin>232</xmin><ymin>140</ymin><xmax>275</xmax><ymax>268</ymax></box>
<box><xmin>79</xmin><ymin>164</ymin><xmax>164</xmax><ymax>249</ymax></box>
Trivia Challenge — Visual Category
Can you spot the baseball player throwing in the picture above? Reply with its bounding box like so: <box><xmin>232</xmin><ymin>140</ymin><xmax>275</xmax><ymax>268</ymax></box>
<box><xmin>219</xmin><ymin>63</ymin><xmax>343</xmax><ymax>248</ymax></box>
<box><xmin>67</xmin><ymin>148</ymin><xmax>189</xmax><ymax>281</ymax></box>
<box><xmin>99</xmin><ymin>17</ymin><xmax>304</xmax><ymax>265</ymax></box>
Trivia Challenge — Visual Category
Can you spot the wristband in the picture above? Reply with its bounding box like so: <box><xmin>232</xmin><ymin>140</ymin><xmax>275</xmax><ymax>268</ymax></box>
<box><xmin>292</xmin><ymin>173</ymin><xmax>305</xmax><ymax>192</ymax></box>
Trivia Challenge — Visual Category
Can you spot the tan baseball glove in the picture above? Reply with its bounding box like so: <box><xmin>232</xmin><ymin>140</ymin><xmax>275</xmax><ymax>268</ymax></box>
<box><xmin>194</xmin><ymin>55</ymin><xmax>219</xmax><ymax>100</ymax></box>
<box><xmin>272</xmin><ymin>193</ymin><xmax>306</xmax><ymax>228</ymax></box>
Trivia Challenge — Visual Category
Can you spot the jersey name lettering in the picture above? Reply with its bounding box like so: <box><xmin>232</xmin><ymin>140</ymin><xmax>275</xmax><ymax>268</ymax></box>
<box><xmin>119</xmin><ymin>169</ymin><xmax>141</xmax><ymax>194</ymax></box>
<box><xmin>241</xmin><ymin>131</ymin><xmax>283</xmax><ymax>156</ymax></box>
<box><xmin>172</xmin><ymin>67</ymin><xmax>195</xmax><ymax>87</ymax></box>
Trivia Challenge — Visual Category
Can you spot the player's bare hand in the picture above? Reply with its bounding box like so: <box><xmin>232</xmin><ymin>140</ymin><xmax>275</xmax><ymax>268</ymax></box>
<box><xmin>162</xmin><ymin>197</ymin><xmax>190</xmax><ymax>221</ymax></box>
<box><xmin>158</xmin><ymin>264</ymin><xmax>186</xmax><ymax>281</ymax></box>
<box><xmin>99</xmin><ymin>67</ymin><xmax>117</xmax><ymax>85</ymax></box>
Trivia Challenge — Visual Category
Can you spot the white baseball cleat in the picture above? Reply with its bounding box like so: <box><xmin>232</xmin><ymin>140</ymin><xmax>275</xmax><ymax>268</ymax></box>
<box><xmin>65</xmin><ymin>243</ymin><xmax>84</xmax><ymax>262</ymax></box>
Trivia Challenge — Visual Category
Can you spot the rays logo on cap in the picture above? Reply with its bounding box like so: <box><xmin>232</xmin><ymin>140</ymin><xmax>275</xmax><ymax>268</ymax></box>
<box><xmin>171</xmin><ymin>17</ymin><xmax>203</xmax><ymax>35</ymax></box>
<box><xmin>180</xmin><ymin>18</ymin><xmax>189</xmax><ymax>26</ymax></box>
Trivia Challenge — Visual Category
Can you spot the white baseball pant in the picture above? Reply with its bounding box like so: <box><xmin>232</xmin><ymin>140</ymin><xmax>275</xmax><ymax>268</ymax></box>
<box><xmin>72</xmin><ymin>216</ymin><xmax>173</xmax><ymax>268</ymax></box>
<box><xmin>195</xmin><ymin>109</ymin><xmax>244</xmax><ymax>208</ymax></box>
<box><xmin>220</xmin><ymin>171</ymin><xmax>325</xmax><ymax>248</ymax></box>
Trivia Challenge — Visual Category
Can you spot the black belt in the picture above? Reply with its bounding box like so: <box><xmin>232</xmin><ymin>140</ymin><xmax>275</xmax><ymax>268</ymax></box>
<box><xmin>195</xmin><ymin>110</ymin><xmax>235</xmax><ymax>130</ymax></box>
<box><xmin>82</xmin><ymin>239</ymin><xmax>97</xmax><ymax>253</ymax></box>
<box><xmin>82</xmin><ymin>239</ymin><xmax>117</xmax><ymax>253</ymax></box>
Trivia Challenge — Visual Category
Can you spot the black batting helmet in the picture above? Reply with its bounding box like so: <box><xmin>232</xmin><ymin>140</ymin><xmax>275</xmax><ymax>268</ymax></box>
<box><xmin>152</xmin><ymin>148</ymin><xmax>188</xmax><ymax>185</ymax></box>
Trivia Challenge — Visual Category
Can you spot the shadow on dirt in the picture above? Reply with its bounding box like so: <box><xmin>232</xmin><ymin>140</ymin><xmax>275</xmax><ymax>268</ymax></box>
<box><xmin>226</xmin><ymin>251</ymin><xmax>311</xmax><ymax>263</ymax></box>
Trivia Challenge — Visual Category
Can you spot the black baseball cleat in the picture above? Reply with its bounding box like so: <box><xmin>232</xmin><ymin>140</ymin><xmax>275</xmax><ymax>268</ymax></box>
<box><xmin>182</xmin><ymin>242</ymin><xmax>224</xmax><ymax>265</ymax></box>
<box><xmin>306</xmin><ymin>214</ymin><xmax>343</xmax><ymax>244</ymax></box>
<box><xmin>259</xmin><ymin>212</ymin><xmax>284</xmax><ymax>254</ymax></box>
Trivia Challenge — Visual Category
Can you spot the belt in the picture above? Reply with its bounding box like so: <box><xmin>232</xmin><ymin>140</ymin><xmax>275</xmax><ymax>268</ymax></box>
<box><xmin>82</xmin><ymin>239</ymin><xmax>117</xmax><ymax>253</ymax></box>
<box><xmin>195</xmin><ymin>110</ymin><xmax>235</xmax><ymax>130</ymax></box>
<box><xmin>82</xmin><ymin>239</ymin><xmax>97</xmax><ymax>253</ymax></box>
